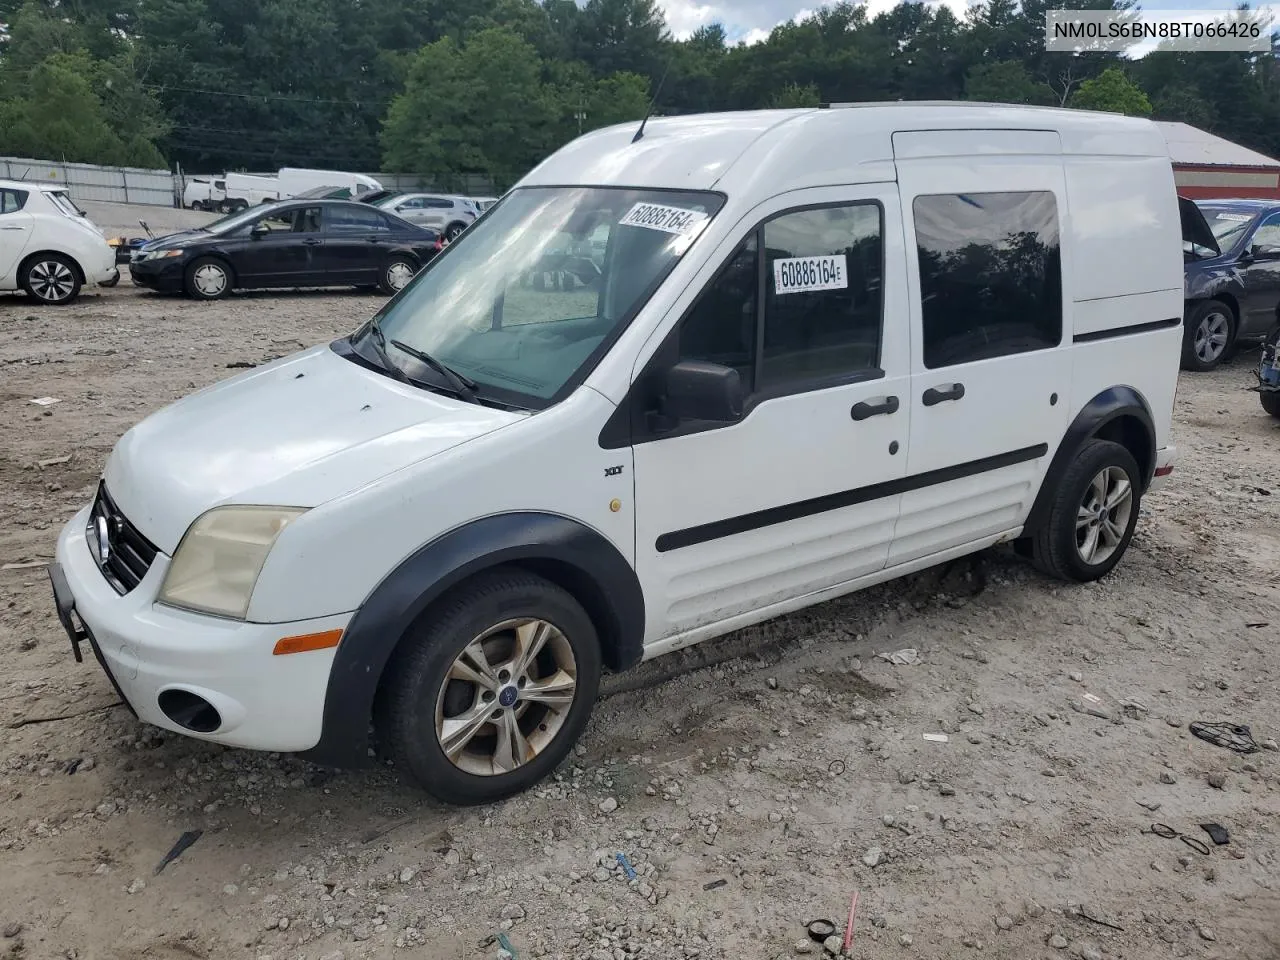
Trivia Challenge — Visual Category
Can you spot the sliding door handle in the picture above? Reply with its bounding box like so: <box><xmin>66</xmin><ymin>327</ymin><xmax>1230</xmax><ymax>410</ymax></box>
<box><xmin>850</xmin><ymin>395</ymin><xmax>900</xmax><ymax>421</ymax></box>
<box><xmin>922</xmin><ymin>382</ymin><xmax>965</xmax><ymax>406</ymax></box>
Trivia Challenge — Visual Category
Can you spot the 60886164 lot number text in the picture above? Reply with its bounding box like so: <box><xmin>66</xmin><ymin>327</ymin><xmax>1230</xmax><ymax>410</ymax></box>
<box><xmin>773</xmin><ymin>254</ymin><xmax>848</xmax><ymax>295</ymax></box>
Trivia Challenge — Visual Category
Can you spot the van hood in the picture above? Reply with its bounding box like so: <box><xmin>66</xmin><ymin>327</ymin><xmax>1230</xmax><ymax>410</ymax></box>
<box><xmin>102</xmin><ymin>345</ymin><xmax>523</xmax><ymax>553</ymax></box>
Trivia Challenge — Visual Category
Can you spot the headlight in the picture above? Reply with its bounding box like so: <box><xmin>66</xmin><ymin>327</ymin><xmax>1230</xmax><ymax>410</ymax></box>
<box><xmin>159</xmin><ymin>506</ymin><xmax>306</xmax><ymax>619</ymax></box>
<box><xmin>144</xmin><ymin>249</ymin><xmax>184</xmax><ymax>260</ymax></box>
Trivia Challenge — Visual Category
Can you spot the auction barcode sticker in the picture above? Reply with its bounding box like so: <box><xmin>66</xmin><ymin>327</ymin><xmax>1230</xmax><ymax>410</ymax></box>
<box><xmin>773</xmin><ymin>255</ymin><xmax>847</xmax><ymax>295</ymax></box>
<box><xmin>619</xmin><ymin>202</ymin><xmax>708</xmax><ymax>236</ymax></box>
<box><xmin>1216</xmin><ymin>213</ymin><xmax>1252</xmax><ymax>222</ymax></box>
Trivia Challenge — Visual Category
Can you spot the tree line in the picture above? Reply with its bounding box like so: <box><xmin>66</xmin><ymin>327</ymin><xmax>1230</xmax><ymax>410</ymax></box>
<box><xmin>0</xmin><ymin>0</ymin><xmax>1277</xmax><ymax>188</ymax></box>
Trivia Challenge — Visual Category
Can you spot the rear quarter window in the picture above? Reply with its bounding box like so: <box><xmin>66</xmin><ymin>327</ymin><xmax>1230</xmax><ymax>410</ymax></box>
<box><xmin>1</xmin><ymin>189</ymin><xmax>30</xmax><ymax>214</ymax></box>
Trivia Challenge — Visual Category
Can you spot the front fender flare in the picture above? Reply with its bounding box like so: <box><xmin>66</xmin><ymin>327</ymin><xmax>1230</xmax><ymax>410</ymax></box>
<box><xmin>299</xmin><ymin>512</ymin><xmax>643</xmax><ymax>768</ymax></box>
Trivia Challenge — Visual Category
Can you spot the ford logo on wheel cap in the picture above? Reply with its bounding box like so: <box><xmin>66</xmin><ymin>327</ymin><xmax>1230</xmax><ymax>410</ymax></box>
<box><xmin>498</xmin><ymin>686</ymin><xmax>518</xmax><ymax>708</ymax></box>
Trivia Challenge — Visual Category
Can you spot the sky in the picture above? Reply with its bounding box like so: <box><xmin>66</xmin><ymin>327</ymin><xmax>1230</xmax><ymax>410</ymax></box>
<box><xmin>658</xmin><ymin>0</ymin><xmax>1270</xmax><ymax>46</ymax></box>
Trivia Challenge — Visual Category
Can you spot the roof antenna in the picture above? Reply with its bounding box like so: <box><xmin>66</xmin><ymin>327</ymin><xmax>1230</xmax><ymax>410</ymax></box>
<box><xmin>632</xmin><ymin>61</ymin><xmax>672</xmax><ymax>144</ymax></box>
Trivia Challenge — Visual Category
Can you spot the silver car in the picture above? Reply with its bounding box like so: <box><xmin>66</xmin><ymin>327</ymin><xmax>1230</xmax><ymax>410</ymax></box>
<box><xmin>376</xmin><ymin>193</ymin><xmax>476</xmax><ymax>241</ymax></box>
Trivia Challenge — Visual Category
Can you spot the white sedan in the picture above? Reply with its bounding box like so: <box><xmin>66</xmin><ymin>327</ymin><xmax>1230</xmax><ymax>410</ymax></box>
<box><xmin>0</xmin><ymin>179</ymin><xmax>118</xmax><ymax>304</ymax></box>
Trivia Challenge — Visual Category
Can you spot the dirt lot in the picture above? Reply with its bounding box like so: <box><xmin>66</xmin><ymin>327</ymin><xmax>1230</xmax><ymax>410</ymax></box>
<box><xmin>2</xmin><ymin>206</ymin><xmax>1280</xmax><ymax>960</ymax></box>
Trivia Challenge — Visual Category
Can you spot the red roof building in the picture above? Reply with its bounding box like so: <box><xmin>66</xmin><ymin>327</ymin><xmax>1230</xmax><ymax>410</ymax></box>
<box><xmin>1158</xmin><ymin>121</ymin><xmax>1280</xmax><ymax>200</ymax></box>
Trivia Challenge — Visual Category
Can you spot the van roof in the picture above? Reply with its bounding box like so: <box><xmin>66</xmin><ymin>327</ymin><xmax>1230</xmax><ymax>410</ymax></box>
<box><xmin>522</xmin><ymin>103</ymin><xmax>1168</xmax><ymax>196</ymax></box>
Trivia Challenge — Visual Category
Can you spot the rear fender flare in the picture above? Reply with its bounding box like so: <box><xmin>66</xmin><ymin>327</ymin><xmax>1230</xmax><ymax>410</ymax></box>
<box><xmin>1022</xmin><ymin>386</ymin><xmax>1155</xmax><ymax>535</ymax></box>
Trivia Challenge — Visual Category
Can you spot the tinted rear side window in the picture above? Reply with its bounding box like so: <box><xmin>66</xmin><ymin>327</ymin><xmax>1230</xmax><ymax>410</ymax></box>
<box><xmin>0</xmin><ymin>189</ymin><xmax>28</xmax><ymax>214</ymax></box>
<box><xmin>328</xmin><ymin>206</ymin><xmax>390</xmax><ymax>232</ymax></box>
<box><xmin>914</xmin><ymin>191</ymin><xmax>1062</xmax><ymax>369</ymax></box>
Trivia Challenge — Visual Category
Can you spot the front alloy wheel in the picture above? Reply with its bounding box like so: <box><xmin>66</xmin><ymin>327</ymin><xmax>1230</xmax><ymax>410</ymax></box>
<box><xmin>1182</xmin><ymin>300</ymin><xmax>1235</xmax><ymax>372</ymax></box>
<box><xmin>23</xmin><ymin>256</ymin><xmax>81</xmax><ymax>304</ymax></box>
<box><xmin>435</xmin><ymin>619</ymin><xmax>578</xmax><ymax>776</ymax></box>
<box><xmin>377</xmin><ymin>569</ymin><xmax>601</xmax><ymax>805</ymax></box>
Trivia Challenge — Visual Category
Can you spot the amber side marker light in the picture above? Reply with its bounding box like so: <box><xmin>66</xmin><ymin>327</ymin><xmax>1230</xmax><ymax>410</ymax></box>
<box><xmin>273</xmin><ymin>629</ymin><xmax>343</xmax><ymax>656</ymax></box>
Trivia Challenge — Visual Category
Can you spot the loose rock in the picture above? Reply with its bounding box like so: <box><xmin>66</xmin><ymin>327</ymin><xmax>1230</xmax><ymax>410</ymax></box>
<box><xmin>1207</xmin><ymin>771</ymin><xmax>1227</xmax><ymax>789</ymax></box>
<box><xmin>599</xmin><ymin>797</ymin><xmax>619</xmax><ymax>814</ymax></box>
<box><xmin>2</xmin><ymin>923</ymin><xmax>21</xmax><ymax>939</ymax></box>
<box><xmin>863</xmin><ymin>846</ymin><xmax>883</xmax><ymax>868</ymax></box>
<box><xmin>1048</xmin><ymin>934</ymin><xmax>1068</xmax><ymax>950</ymax></box>
<box><xmin>995</xmin><ymin>916</ymin><xmax>1014</xmax><ymax>931</ymax></box>
<box><xmin>794</xmin><ymin>939</ymin><xmax>816</xmax><ymax>955</ymax></box>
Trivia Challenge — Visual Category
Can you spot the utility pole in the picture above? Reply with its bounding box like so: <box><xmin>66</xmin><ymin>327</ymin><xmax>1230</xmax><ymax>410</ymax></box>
<box><xmin>575</xmin><ymin>100</ymin><xmax>587</xmax><ymax>135</ymax></box>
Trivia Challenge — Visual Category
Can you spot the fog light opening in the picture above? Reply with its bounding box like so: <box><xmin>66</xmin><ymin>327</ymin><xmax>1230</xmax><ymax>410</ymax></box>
<box><xmin>158</xmin><ymin>689</ymin><xmax>222</xmax><ymax>734</ymax></box>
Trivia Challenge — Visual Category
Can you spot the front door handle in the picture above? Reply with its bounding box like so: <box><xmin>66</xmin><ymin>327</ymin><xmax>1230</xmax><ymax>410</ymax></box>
<box><xmin>302</xmin><ymin>237</ymin><xmax>322</xmax><ymax>246</ymax></box>
<box><xmin>0</xmin><ymin>225</ymin><xmax>25</xmax><ymax>231</ymax></box>
<box><xmin>850</xmin><ymin>395</ymin><xmax>900</xmax><ymax>421</ymax></box>
<box><xmin>922</xmin><ymin>382</ymin><xmax>965</xmax><ymax>406</ymax></box>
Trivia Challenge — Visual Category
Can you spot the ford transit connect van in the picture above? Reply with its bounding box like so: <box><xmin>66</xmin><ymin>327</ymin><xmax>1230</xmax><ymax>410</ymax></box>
<box><xmin>50</xmin><ymin>104</ymin><xmax>1183</xmax><ymax>804</ymax></box>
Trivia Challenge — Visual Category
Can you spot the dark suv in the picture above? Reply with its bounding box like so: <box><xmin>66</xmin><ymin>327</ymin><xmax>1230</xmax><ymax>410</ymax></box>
<box><xmin>1182</xmin><ymin>197</ymin><xmax>1280</xmax><ymax>371</ymax></box>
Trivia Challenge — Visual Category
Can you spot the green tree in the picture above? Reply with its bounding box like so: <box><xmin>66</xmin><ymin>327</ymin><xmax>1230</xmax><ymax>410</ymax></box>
<box><xmin>767</xmin><ymin>82</ymin><xmax>821</xmax><ymax>108</ymax></box>
<box><xmin>0</xmin><ymin>52</ymin><xmax>166</xmax><ymax>165</ymax></box>
<box><xmin>1150</xmin><ymin>82</ymin><xmax>1214</xmax><ymax>129</ymax></box>
<box><xmin>964</xmin><ymin>60</ymin><xmax>1054</xmax><ymax>104</ymax></box>
<box><xmin>382</xmin><ymin>27</ymin><xmax>554</xmax><ymax>183</ymax></box>
<box><xmin>1070</xmin><ymin>65</ymin><xmax>1152</xmax><ymax>115</ymax></box>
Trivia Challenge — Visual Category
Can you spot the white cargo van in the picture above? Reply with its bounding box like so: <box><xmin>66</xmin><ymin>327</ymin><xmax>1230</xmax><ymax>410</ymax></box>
<box><xmin>50</xmin><ymin>104</ymin><xmax>1184</xmax><ymax>805</ymax></box>
<box><xmin>221</xmin><ymin>173</ymin><xmax>278</xmax><ymax>211</ymax></box>
<box><xmin>278</xmin><ymin>168</ymin><xmax>382</xmax><ymax>200</ymax></box>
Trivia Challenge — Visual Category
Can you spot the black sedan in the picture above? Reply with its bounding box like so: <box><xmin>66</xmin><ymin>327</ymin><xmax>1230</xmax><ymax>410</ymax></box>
<box><xmin>1181</xmin><ymin>196</ymin><xmax>1280</xmax><ymax>371</ymax></box>
<box><xmin>129</xmin><ymin>199</ymin><xmax>443</xmax><ymax>300</ymax></box>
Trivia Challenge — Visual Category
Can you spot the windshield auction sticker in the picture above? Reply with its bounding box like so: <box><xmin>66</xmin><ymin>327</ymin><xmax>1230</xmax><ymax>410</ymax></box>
<box><xmin>1216</xmin><ymin>213</ymin><xmax>1253</xmax><ymax>222</ymax></box>
<box><xmin>619</xmin><ymin>202</ymin><xmax>709</xmax><ymax>236</ymax></box>
<box><xmin>773</xmin><ymin>255</ymin><xmax>848</xmax><ymax>295</ymax></box>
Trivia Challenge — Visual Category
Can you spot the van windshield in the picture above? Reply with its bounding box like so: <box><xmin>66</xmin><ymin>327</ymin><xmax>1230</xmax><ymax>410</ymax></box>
<box><xmin>354</xmin><ymin>186</ymin><xmax>724</xmax><ymax>407</ymax></box>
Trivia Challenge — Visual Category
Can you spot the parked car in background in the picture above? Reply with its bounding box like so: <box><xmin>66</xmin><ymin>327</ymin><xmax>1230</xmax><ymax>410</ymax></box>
<box><xmin>278</xmin><ymin>168</ymin><xmax>381</xmax><ymax>201</ymax></box>
<box><xmin>471</xmin><ymin>196</ymin><xmax>500</xmax><ymax>212</ymax></box>
<box><xmin>372</xmin><ymin>192</ymin><xmax>476</xmax><ymax>241</ymax></box>
<box><xmin>183</xmin><ymin>177</ymin><xmax>222</xmax><ymax>211</ymax></box>
<box><xmin>1181</xmin><ymin>196</ymin><xmax>1280</xmax><ymax>371</ymax></box>
<box><xmin>128</xmin><ymin>199</ymin><xmax>442</xmax><ymax>299</ymax></box>
<box><xmin>222</xmin><ymin>173</ymin><xmax>278</xmax><ymax>211</ymax></box>
<box><xmin>0</xmin><ymin>178</ymin><xmax>118</xmax><ymax>304</ymax></box>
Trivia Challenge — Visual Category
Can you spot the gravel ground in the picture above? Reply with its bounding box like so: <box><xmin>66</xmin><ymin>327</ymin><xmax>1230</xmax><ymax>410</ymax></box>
<box><xmin>2</xmin><ymin>203</ymin><xmax>1280</xmax><ymax>960</ymax></box>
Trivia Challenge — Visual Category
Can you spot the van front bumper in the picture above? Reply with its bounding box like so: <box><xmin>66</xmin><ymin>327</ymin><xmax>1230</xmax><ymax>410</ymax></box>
<box><xmin>51</xmin><ymin>505</ymin><xmax>349</xmax><ymax>752</ymax></box>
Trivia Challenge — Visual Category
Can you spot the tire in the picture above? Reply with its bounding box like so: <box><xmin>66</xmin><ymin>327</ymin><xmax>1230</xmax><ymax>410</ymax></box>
<box><xmin>20</xmin><ymin>253</ymin><xmax>82</xmax><ymax>305</ymax></box>
<box><xmin>378</xmin><ymin>256</ymin><xmax>418</xmax><ymax>295</ymax></box>
<box><xmin>376</xmin><ymin>569</ymin><xmax>602</xmax><ymax>805</ymax></box>
<box><xmin>1030</xmin><ymin>438</ymin><xmax>1142</xmax><ymax>583</ymax></box>
<box><xmin>1181</xmin><ymin>300</ymin><xmax>1235</xmax><ymax>372</ymax></box>
<box><xmin>184</xmin><ymin>256</ymin><xmax>232</xmax><ymax>300</ymax></box>
<box><xmin>445</xmin><ymin>221</ymin><xmax>468</xmax><ymax>242</ymax></box>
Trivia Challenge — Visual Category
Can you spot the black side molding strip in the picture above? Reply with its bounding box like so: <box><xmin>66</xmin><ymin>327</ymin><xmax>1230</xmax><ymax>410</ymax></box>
<box><xmin>1073</xmin><ymin>317</ymin><xmax>1180</xmax><ymax>344</ymax></box>
<box><xmin>656</xmin><ymin>443</ymin><xmax>1049</xmax><ymax>553</ymax></box>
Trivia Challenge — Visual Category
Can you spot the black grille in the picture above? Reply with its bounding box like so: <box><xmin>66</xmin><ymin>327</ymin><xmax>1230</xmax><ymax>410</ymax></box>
<box><xmin>87</xmin><ymin>483</ymin><xmax>158</xmax><ymax>594</ymax></box>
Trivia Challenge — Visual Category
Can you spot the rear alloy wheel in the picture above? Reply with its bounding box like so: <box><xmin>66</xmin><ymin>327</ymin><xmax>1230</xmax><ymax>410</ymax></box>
<box><xmin>377</xmin><ymin>570</ymin><xmax>601</xmax><ymax>805</ymax></box>
<box><xmin>379</xmin><ymin>256</ymin><xmax>417</xmax><ymax>295</ymax></box>
<box><xmin>1182</xmin><ymin>300</ymin><xmax>1234</xmax><ymax>372</ymax></box>
<box><xmin>185</xmin><ymin>257</ymin><xmax>231</xmax><ymax>300</ymax></box>
<box><xmin>445</xmin><ymin>221</ymin><xmax>468</xmax><ymax>242</ymax></box>
<box><xmin>1031</xmin><ymin>438</ymin><xmax>1142</xmax><ymax>583</ymax></box>
<box><xmin>21</xmin><ymin>254</ymin><xmax>81</xmax><ymax>305</ymax></box>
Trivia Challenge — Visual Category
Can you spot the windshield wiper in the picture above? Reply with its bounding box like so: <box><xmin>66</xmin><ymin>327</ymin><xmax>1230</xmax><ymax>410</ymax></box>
<box><xmin>360</xmin><ymin>318</ymin><xmax>476</xmax><ymax>401</ymax></box>
<box><xmin>390</xmin><ymin>337</ymin><xmax>477</xmax><ymax>401</ymax></box>
<box><xmin>358</xmin><ymin>316</ymin><xmax>404</xmax><ymax>377</ymax></box>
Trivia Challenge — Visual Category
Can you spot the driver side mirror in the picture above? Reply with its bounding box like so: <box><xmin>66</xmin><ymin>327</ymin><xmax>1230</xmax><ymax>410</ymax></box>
<box><xmin>664</xmin><ymin>360</ymin><xmax>744</xmax><ymax>423</ymax></box>
<box><xmin>1250</xmin><ymin>243</ymin><xmax>1280</xmax><ymax>261</ymax></box>
<box><xmin>250</xmin><ymin>221</ymin><xmax>270</xmax><ymax>238</ymax></box>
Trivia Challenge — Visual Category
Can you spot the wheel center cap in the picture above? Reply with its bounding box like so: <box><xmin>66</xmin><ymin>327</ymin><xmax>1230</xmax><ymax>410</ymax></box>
<box><xmin>498</xmin><ymin>686</ymin><xmax>518</xmax><ymax>708</ymax></box>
